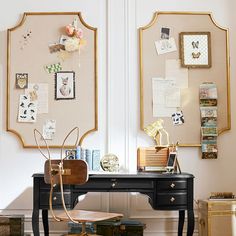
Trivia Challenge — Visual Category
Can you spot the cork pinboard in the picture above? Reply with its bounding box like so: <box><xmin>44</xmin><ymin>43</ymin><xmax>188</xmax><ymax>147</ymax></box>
<box><xmin>139</xmin><ymin>12</ymin><xmax>230</xmax><ymax>147</ymax></box>
<box><xmin>7</xmin><ymin>12</ymin><xmax>97</xmax><ymax>148</ymax></box>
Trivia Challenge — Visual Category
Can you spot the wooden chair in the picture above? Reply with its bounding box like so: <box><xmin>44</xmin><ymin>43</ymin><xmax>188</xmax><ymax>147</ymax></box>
<box><xmin>34</xmin><ymin>127</ymin><xmax>123</xmax><ymax>236</ymax></box>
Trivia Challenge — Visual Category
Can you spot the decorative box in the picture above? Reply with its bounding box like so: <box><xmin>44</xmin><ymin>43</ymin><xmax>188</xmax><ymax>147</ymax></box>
<box><xmin>96</xmin><ymin>220</ymin><xmax>145</xmax><ymax>236</ymax></box>
<box><xmin>0</xmin><ymin>215</ymin><xmax>24</xmax><ymax>236</ymax></box>
<box><xmin>198</xmin><ymin>199</ymin><xmax>236</xmax><ymax>236</ymax></box>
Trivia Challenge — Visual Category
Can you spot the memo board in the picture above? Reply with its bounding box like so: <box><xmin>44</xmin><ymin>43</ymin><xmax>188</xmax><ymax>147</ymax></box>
<box><xmin>7</xmin><ymin>12</ymin><xmax>97</xmax><ymax>148</ymax></box>
<box><xmin>139</xmin><ymin>12</ymin><xmax>230</xmax><ymax>147</ymax></box>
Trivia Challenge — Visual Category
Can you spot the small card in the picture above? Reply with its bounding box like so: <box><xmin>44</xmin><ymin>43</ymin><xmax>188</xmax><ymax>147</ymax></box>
<box><xmin>45</xmin><ymin>62</ymin><xmax>62</xmax><ymax>74</ymax></box>
<box><xmin>160</xmin><ymin>27</ymin><xmax>170</xmax><ymax>39</ymax></box>
<box><xmin>43</xmin><ymin>119</ymin><xmax>56</xmax><ymax>140</ymax></box>
<box><xmin>200</xmin><ymin>99</ymin><xmax>217</xmax><ymax>107</ymax></box>
<box><xmin>15</xmin><ymin>73</ymin><xmax>28</xmax><ymax>89</ymax></box>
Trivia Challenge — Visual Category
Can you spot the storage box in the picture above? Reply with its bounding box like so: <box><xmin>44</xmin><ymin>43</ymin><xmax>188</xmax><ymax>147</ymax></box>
<box><xmin>96</xmin><ymin>220</ymin><xmax>145</xmax><ymax>236</ymax></box>
<box><xmin>198</xmin><ymin>199</ymin><xmax>236</xmax><ymax>236</ymax></box>
<box><xmin>137</xmin><ymin>146</ymin><xmax>168</xmax><ymax>172</ymax></box>
<box><xmin>0</xmin><ymin>215</ymin><xmax>24</xmax><ymax>236</ymax></box>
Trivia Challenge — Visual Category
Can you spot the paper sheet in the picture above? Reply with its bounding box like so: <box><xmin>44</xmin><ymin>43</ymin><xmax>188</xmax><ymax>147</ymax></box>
<box><xmin>165</xmin><ymin>59</ymin><xmax>188</xmax><ymax>88</ymax></box>
<box><xmin>43</xmin><ymin>119</ymin><xmax>56</xmax><ymax>140</ymax></box>
<box><xmin>25</xmin><ymin>83</ymin><xmax>48</xmax><ymax>114</ymax></box>
<box><xmin>152</xmin><ymin>78</ymin><xmax>177</xmax><ymax>117</ymax></box>
<box><xmin>18</xmin><ymin>95</ymin><xmax>38</xmax><ymax>123</ymax></box>
<box><xmin>155</xmin><ymin>37</ymin><xmax>177</xmax><ymax>55</ymax></box>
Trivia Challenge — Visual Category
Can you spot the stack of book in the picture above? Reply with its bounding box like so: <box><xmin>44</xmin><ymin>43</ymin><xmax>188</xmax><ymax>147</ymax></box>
<box><xmin>209</xmin><ymin>192</ymin><xmax>235</xmax><ymax>200</ymax></box>
<box><xmin>66</xmin><ymin>147</ymin><xmax>101</xmax><ymax>171</ymax></box>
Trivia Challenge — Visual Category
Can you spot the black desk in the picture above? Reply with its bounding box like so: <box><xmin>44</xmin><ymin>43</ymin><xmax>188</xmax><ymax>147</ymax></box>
<box><xmin>32</xmin><ymin>173</ymin><xmax>194</xmax><ymax>236</ymax></box>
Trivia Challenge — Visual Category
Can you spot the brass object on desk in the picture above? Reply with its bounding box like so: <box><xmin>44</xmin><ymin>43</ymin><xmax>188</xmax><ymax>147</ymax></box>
<box><xmin>100</xmin><ymin>154</ymin><xmax>119</xmax><ymax>172</ymax></box>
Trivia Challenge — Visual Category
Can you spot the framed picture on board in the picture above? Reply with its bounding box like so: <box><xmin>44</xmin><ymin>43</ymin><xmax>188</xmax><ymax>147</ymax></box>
<box><xmin>55</xmin><ymin>71</ymin><xmax>75</xmax><ymax>100</ymax></box>
<box><xmin>179</xmin><ymin>32</ymin><xmax>211</xmax><ymax>68</ymax></box>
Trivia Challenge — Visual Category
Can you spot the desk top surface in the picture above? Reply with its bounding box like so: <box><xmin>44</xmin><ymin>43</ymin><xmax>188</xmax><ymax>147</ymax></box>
<box><xmin>33</xmin><ymin>172</ymin><xmax>194</xmax><ymax>179</ymax></box>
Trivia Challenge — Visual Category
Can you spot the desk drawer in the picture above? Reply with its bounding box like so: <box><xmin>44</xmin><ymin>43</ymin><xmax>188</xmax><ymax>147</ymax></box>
<box><xmin>157</xmin><ymin>180</ymin><xmax>187</xmax><ymax>190</ymax></box>
<box><xmin>156</xmin><ymin>192</ymin><xmax>187</xmax><ymax>206</ymax></box>
<box><xmin>40</xmin><ymin>192</ymin><xmax>71</xmax><ymax>208</ymax></box>
<box><xmin>74</xmin><ymin>179</ymin><xmax>154</xmax><ymax>190</ymax></box>
<box><xmin>39</xmin><ymin>178</ymin><xmax>70</xmax><ymax>191</ymax></box>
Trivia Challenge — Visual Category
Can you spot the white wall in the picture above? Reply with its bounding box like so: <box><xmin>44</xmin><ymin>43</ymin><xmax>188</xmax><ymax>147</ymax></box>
<box><xmin>0</xmin><ymin>0</ymin><xmax>235</xmax><ymax>235</ymax></box>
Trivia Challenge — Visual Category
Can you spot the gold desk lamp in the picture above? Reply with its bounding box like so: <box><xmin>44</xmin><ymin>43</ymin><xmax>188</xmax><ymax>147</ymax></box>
<box><xmin>144</xmin><ymin>119</ymin><xmax>181</xmax><ymax>173</ymax></box>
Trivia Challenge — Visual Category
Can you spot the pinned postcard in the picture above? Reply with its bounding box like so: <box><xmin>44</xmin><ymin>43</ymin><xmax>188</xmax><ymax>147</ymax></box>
<box><xmin>18</xmin><ymin>95</ymin><xmax>37</xmax><ymax>123</ymax></box>
<box><xmin>165</xmin><ymin>59</ymin><xmax>188</xmax><ymax>88</ymax></box>
<box><xmin>171</xmin><ymin>111</ymin><xmax>184</xmax><ymax>125</ymax></box>
<box><xmin>201</xmin><ymin>127</ymin><xmax>218</xmax><ymax>136</ymax></box>
<box><xmin>43</xmin><ymin>120</ymin><xmax>56</xmax><ymax>140</ymax></box>
<box><xmin>199</xmin><ymin>83</ymin><xmax>217</xmax><ymax>99</ymax></box>
<box><xmin>25</xmin><ymin>83</ymin><xmax>48</xmax><ymax>114</ymax></box>
<box><xmin>200</xmin><ymin>107</ymin><xmax>217</xmax><ymax>118</ymax></box>
<box><xmin>155</xmin><ymin>37</ymin><xmax>177</xmax><ymax>55</ymax></box>
<box><xmin>201</xmin><ymin>117</ymin><xmax>217</xmax><ymax>127</ymax></box>
<box><xmin>152</xmin><ymin>77</ymin><xmax>177</xmax><ymax>117</ymax></box>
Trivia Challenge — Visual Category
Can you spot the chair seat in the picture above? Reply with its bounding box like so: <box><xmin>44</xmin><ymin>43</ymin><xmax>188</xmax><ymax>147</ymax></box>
<box><xmin>57</xmin><ymin>210</ymin><xmax>123</xmax><ymax>222</ymax></box>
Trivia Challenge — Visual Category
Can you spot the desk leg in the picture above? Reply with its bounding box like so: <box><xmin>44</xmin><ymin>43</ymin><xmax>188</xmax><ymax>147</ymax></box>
<box><xmin>32</xmin><ymin>207</ymin><xmax>40</xmax><ymax>236</ymax></box>
<box><xmin>42</xmin><ymin>209</ymin><xmax>49</xmax><ymax>236</ymax></box>
<box><xmin>187</xmin><ymin>210</ymin><xmax>194</xmax><ymax>236</ymax></box>
<box><xmin>178</xmin><ymin>210</ymin><xmax>185</xmax><ymax>236</ymax></box>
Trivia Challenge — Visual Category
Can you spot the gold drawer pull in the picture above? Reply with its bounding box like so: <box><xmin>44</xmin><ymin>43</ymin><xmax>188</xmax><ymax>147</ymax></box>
<box><xmin>170</xmin><ymin>183</ymin><xmax>175</xmax><ymax>188</ymax></box>
<box><xmin>53</xmin><ymin>184</ymin><xmax>57</xmax><ymax>188</ymax></box>
<box><xmin>170</xmin><ymin>197</ymin><xmax>175</xmax><ymax>202</ymax></box>
<box><xmin>112</xmin><ymin>183</ymin><xmax>116</xmax><ymax>188</ymax></box>
<box><xmin>53</xmin><ymin>196</ymin><xmax>57</xmax><ymax>201</ymax></box>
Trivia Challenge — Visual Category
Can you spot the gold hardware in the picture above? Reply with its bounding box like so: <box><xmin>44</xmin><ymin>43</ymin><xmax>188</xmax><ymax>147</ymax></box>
<box><xmin>170</xmin><ymin>197</ymin><xmax>175</xmax><ymax>202</ymax></box>
<box><xmin>53</xmin><ymin>184</ymin><xmax>57</xmax><ymax>188</ymax></box>
<box><xmin>112</xmin><ymin>183</ymin><xmax>116</xmax><ymax>188</ymax></box>
<box><xmin>170</xmin><ymin>183</ymin><xmax>175</xmax><ymax>188</ymax></box>
<box><xmin>53</xmin><ymin>196</ymin><xmax>57</xmax><ymax>201</ymax></box>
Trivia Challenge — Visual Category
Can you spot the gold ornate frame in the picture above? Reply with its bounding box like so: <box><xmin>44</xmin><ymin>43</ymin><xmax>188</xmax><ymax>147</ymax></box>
<box><xmin>179</xmin><ymin>31</ymin><xmax>212</xmax><ymax>68</ymax></box>
<box><xmin>7</xmin><ymin>12</ymin><xmax>98</xmax><ymax>148</ymax></box>
<box><xmin>139</xmin><ymin>12</ymin><xmax>231</xmax><ymax>147</ymax></box>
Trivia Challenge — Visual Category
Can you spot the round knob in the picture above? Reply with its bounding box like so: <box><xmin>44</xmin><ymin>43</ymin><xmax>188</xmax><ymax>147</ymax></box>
<box><xmin>170</xmin><ymin>183</ymin><xmax>175</xmax><ymax>188</ymax></box>
<box><xmin>53</xmin><ymin>184</ymin><xmax>57</xmax><ymax>188</ymax></box>
<box><xmin>53</xmin><ymin>196</ymin><xmax>57</xmax><ymax>201</ymax></box>
<box><xmin>170</xmin><ymin>197</ymin><xmax>175</xmax><ymax>202</ymax></box>
<box><xmin>112</xmin><ymin>183</ymin><xmax>116</xmax><ymax>188</ymax></box>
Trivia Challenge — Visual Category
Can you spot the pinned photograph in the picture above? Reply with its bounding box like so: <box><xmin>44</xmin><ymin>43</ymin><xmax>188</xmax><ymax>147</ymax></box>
<box><xmin>55</xmin><ymin>71</ymin><xmax>75</xmax><ymax>100</ymax></box>
<box><xmin>15</xmin><ymin>73</ymin><xmax>28</xmax><ymax>89</ymax></box>
<box><xmin>65</xmin><ymin>149</ymin><xmax>76</xmax><ymax>159</ymax></box>
<box><xmin>160</xmin><ymin>27</ymin><xmax>170</xmax><ymax>39</ymax></box>
<box><xmin>171</xmin><ymin>111</ymin><xmax>184</xmax><ymax>125</ymax></box>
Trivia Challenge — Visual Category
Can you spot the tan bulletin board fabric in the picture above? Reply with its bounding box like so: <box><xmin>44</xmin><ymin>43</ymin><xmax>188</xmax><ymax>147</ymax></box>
<box><xmin>139</xmin><ymin>12</ymin><xmax>230</xmax><ymax>146</ymax></box>
<box><xmin>7</xmin><ymin>12</ymin><xmax>97</xmax><ymax>148</ymax></box>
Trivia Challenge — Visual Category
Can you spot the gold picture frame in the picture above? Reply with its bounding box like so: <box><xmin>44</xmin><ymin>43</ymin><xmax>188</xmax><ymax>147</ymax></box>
<box><xmin>179</xmin><ymin>32</ymin><xmax>211</xmax><ymax>68</ymax></box>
